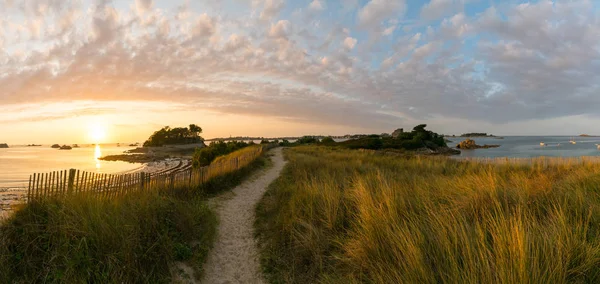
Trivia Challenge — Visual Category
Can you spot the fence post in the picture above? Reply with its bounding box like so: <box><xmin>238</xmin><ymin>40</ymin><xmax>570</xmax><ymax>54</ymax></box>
<box><xmin>67</xmin><ymin>169</ymin><xmax>76</xmax><ymax>194</ymax></box>
<box><xmin>140</xmin><ymin>172</ymin><xmax>146</xmax><ymax>191</ymax></box>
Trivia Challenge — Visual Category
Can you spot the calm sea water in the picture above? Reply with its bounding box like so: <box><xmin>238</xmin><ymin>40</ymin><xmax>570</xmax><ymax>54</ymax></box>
<box><xmin>3</xmin><ymin>136</ymin><xmax>600</xmax><ymax>188</ymax></box>
<box><xmin>0</xmin><ymin>145</ymin><xmax>142</xmax><ymax>189</ymax></box>
<box><xmin>452</xmin><ymin>136</ymin><xmax>600</xmax><ymax>158</ymax></box>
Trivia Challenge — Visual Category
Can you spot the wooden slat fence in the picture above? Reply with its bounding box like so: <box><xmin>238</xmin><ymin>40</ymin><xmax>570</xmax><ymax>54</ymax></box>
<box><xmin>27</xmin><ymin>145</ymin><xmax>272</xmax><ymax>202</ymax></box>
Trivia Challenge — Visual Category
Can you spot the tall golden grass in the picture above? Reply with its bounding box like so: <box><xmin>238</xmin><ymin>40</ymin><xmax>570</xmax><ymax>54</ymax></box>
<box><xmin>256</xmin><ymin>146</ymin><xmax>600</xmax><ymax>283</ymax></box>
<box><xmin>0</xmin><ymin>146</ymin><xmax>270</xmax><ymax>283</ymax></box>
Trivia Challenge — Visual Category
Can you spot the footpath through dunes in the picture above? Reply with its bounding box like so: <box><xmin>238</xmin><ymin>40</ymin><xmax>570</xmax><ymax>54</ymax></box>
<box><xmin>201</xmin><ymin>147</ymin><xmax>286</xmax><ymax>284</ymax></box>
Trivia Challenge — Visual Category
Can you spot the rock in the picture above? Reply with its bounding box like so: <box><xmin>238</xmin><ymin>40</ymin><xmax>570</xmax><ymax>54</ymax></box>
<box><xmin>0</xmin><ymin>143</ymin><xmax>8</xmax><ymax>148</ymax></box>
<box><xmin>456</xmin><ymin>139</ymin><xmax>500</xmax><ymax>150</ymax></box>
<box><xmin>51</xmin><ymin>144</ymin><xmax>61</xmax><ymax>148</ymax></box>
<box><xmin>392</xmin><ymin>128</ymin><xmax>404</xmax><ymax>138</ymax></box>
<box><xmin>419</xmin><ymin>140</ymin><xmax>461</xmax><ymax>155</ymax></box>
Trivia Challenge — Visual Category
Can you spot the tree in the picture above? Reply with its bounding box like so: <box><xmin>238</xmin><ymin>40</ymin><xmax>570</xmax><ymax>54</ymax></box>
<box><xmin>189</xmin><ymin>124</ymin><xmax>202</xmax><ymax>137</ymax></box>
<box><xmin>143</xmin><ymin>124</ymin><xmax>205</xmax><ymax>147</ymax></box>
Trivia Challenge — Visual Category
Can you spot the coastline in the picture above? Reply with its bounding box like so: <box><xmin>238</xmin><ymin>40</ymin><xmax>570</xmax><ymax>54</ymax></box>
<box><xmin>0</xmin><ymin>158</ymin><xmax>192</xmax><ymax>219</ymax></box>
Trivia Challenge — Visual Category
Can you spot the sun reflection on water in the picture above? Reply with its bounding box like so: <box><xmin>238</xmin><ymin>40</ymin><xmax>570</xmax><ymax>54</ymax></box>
<box><xmin>94</xmin><ymin>144</ymin><xmax>102</xmax><ymax>169</ymax></box>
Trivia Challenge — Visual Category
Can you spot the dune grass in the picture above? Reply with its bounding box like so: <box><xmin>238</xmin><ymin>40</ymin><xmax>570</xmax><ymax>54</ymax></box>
<box><xmin>0</xmin><ymin>147</ymin><xmax>269</xmax><ymax>283</ymax></box>
<box><xmin>256</xmin><ymin>146</ymin><xmax>600</xmax><ymax>283</ymax></box>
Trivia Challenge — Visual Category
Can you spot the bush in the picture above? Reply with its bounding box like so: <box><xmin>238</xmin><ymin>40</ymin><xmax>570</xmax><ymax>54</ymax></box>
<box><xmin>320</xmin><ymin>137</ymin><xmax>335</xmax><ymax>144</ymax></box>
<box><xmin>297</xmin><ymin>136</ymin><xmax>318</xmax><ymax>144</ymax></box>
<box><xmin>192</xmin><ymin>140</ymin><xmax>250</xmax><ymax>167</ymax></box>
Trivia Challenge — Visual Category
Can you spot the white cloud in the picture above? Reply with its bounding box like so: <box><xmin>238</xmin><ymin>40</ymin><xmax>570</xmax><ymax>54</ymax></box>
<box><xmin>343</xmin><ymin>37</ymin><xmax>357</xmax><ymax>50</ymax></box>
<box><xmin>420</xmin><ymin>0</ymin><xmax>455</xmax><ymax>20</ymax></box>
<box><xmin>191</xmin><ymin>13</ymin><xmax>216</xmax><ymax>38</ymax></box>
<box><xmin>358</xmin><ymin>0</ymin><xmax>406</xmax><ymax>29</ymax></box>
<box><xmin>135</xmin><ymin>0</ymin><xmax>153</xmax><ymax>14</ymax></box>
<box><xmin>309</xmin><ymin>0</ymin><xmax>325</xmax><ymax>11</ymax></box>
<box><xmin>268</xmin><ymin>20</ymin><xmax>291</xmax><ymax>38</ymax></box>
<box><xmin>382</xmin><ymin>25</ymin><xmax>396</xmax><ymax>36</ymax></box>
<box><xmin>259</xmin><ymin>0</ymin><xmax>284</xmax><ymax>21</ymax></box>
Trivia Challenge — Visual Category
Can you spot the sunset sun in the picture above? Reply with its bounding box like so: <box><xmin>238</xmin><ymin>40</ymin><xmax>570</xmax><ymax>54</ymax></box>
<box><xmin>88</xmin><ymin>123</ymin><xmax>107</xmax><ymax>144</ymax></box>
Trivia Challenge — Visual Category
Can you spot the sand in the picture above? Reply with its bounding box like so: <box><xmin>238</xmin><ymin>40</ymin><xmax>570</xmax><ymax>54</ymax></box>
<box><xmin>200</xmin><ymin>147</ymin><xmax>285</xmax><ymax>284</ymax></box>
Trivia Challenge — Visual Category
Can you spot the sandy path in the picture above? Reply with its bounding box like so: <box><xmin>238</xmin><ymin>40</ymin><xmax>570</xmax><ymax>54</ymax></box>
<box><xmin>201</xmin><ymin>148</ymin><xmax>285</xmax><ymax>284</ymax></box>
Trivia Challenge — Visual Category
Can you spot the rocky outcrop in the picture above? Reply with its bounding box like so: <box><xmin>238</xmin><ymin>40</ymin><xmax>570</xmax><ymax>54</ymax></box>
<box><xmin>0</xmin><ymin>143</ymin><xmax>8</xmax><ymax>148</ymax></box>
<box><xmin>392</xmin><ymin>128</ymin><xmax>404</xmax><ymax>138</ymax></box>
<box><xmin>456</xmin><ymin>139</ymin><xmax>500</xmax><ymax>150</ymax></box>
<box><xmin>51</xmin><ymin>144</ymin><xmax>60</xmax><ymax>148</ymax></box>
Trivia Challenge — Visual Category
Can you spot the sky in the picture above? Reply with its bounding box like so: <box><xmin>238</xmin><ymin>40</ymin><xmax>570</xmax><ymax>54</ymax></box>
<box><xmin>1</xmin><ymin>0</ymin><xmax>600</xmax><ymax>144</ymax></box>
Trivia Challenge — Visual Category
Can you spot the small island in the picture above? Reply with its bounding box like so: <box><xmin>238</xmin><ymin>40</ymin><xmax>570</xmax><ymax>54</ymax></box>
<box><xmin>100</xmin><ymin>124</ymin><xmax>205</xmax><ymax>163</ymax></box>
<box><xmin>0</xmin><ymin>143</ymin><xmax>8</xmax><ymax>148</ymax></box>
<box><xmin>459</xmin><ymin>132</ymin><xmax>501</xmax><ymax>138</ymax></box>
<box><xmin>51</xmin><ymin>144</ymin><xmax>61</xmax><ymax>149</ymax></box>
<box><xmin>456</xmin><ymin>139</ymin><xmax>500</xmax><ymax>150</ymax></box>
<box><xmin>337</xmin><ymin>124</ymin><xmax>461</xmax><ymax>155</ymax></box>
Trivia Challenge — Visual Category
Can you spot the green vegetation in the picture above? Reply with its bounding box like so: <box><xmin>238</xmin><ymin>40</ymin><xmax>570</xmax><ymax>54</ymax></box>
<box><xmin>192</xmin><ymin>140</ymin><xmax>251</xmax><ymax>167</ymax></box>
<box><xmin>0</xmin><ymin>147</ymin><xmax>269</xmax><ymax>283</ymax></box>
<box><xmin>461</xmin><ymin>132</ymin><xmax>495</xmax><ymax>137</ymax></box>
<box><xmin>337</xmin><ymin>124</ymin><xmax>446</xmax><ymax>150</ymax></box>
<box><xmin>296</xmin><ymin>136</ymin><xmax>319</xmax><ymax>144</ymax></box>
<box><xmin>256</xmin><ymin>146</ymin><xmax>600</xmax><ymax>283</ymax></box>
<box><xmin>143</xmin><ymin>124</ymin><xmax>204</xmax><ymax>147</ymax></box>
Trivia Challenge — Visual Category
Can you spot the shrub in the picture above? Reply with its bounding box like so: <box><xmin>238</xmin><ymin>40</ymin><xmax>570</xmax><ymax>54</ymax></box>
<box><xmin>192</xmin><ymin>140</ymin><xmax>250</xmax><ymax>167</ymax></box>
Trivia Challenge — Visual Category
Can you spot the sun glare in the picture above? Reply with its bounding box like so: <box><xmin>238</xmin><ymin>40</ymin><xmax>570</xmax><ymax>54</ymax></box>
<box><xmin>88</xmin><ymin>122</ymin><xmax>107</xmax><ymax>143</ymax></box>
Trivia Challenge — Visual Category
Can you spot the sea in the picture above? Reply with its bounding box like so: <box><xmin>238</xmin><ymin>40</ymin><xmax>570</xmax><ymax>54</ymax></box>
<box><xmin>0</xmin><ymin>144</ymin><xmax>142</xmax><ymax>190</ymax></box>
<box><xmin>451</xmin><ymin>136</ymin><xmax>600</xmax><ymax>158</ymax></box>
<box><xmin>2</xmin><ymin>136</ymin><xmax>600</xmax><ymax>189</ymax></box>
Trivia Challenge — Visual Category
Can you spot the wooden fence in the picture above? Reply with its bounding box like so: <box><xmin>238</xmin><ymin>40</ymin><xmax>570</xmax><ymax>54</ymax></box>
<box><xmin>27</xmin><ymin>145</ymin><xmax>271</xmax><ymax>202</ymax></box>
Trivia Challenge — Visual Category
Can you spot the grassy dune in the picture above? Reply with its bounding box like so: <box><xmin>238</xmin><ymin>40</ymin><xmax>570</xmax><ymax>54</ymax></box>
<box><xmin>0</xmin><ymin>147</ymin><xmax>268</xmax><ymax>283</ymax></box>
<box><xmin>256</xmin><ymin>146</ymin><xmax>600</xmax><ymax>283</ymax></box>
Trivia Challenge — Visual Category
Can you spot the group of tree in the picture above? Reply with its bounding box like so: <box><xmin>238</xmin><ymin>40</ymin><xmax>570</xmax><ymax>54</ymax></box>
<box><xmin>143</xmin><ymin>124</ymin><xmax>204</xmax><ymax>147</ymax></box>
<box><xmin>336</xmin><ymin>124</ymin><xmax>447</xmax><ymax>150</ymax></box>
<box><xmin>460</xmin><ymin>133</ymin><xmax>493</xmax><ymax>137</ymax></box>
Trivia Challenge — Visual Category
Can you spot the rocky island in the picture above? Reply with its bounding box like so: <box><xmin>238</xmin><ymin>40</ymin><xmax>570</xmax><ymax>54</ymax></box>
<box><xmin>0</xmin><ymin>143</ymin><xmax>8</xmax><ymax>148</ymax></box>
<box><xmin>456</xmin><ymin>139</ymin><xmax>500</xmax><ymax>150</ymax></box>
<box><xmin>101</xmin><ymin>124</ymin><xmax>205</xmax><ymax>163</ymax></box>
<box><xmin>458</xmin><ymin>133</ymin><xmax>503</xmax><ymax>138</ymax></box>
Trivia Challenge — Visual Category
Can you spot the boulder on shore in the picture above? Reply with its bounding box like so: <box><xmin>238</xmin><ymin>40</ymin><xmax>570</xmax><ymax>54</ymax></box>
<box><xmin>456</xmin><ymin>139</ymin><xmax>500</xmax><ymax>150</ymax></box>
<box><xmin>0</xmin><ymin>143</ymin><xmax>8</xmax><ymax>148</ymax></box>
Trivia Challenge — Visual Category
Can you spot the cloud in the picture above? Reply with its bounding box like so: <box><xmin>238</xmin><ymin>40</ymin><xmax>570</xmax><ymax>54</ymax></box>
<box><xmin>358</xmin><ymin>0</ymin><xmax>406</xmax><ymax>29</ymax></box>
<box><xmin>309</xmin><ymin>0</ymin><xmax>325</xmax><ymax>12</ymax></box>
<box><xmin>268</xmin><ymin>20</ymin><xmax>291</xmax><ymax>38</ymax></box>
<box><xmin>420</xmin><ymin>0</ymin><xmax>455</xmax><ymax>20</ymax></box>
<box><xmin>135</xmin><ymin>0</ymin><xmax>153</xmax><ymax>14</ymax></box>
<box><xmin>1</xmin><ymin>0</ymin><xmax>600</xmax><ymax>136</ymax></box>
<box><xmin>343</xmin><ymin>37</ymin><xmax>357</xmax><ymax>50</ymax></box>
<box><xmin>259</xmin><ymin>0</ymin><xmax>284</xmax><ymax>21</ymax></box>
<box><xmin>191</xmin><ymin>13</ymin><xmax>217</xmax><ymax>38</ymax></box>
